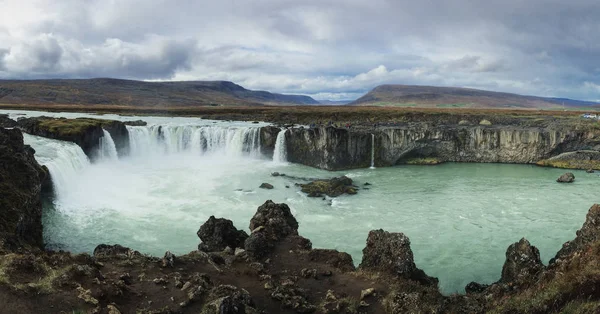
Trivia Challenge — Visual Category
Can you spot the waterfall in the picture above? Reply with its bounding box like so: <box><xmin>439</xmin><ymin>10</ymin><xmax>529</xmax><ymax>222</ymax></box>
<box><xmin>127</xmin><ymin>125</ymin><xmax>262</xmax><ymax>157</ymax></box>
<box><xmin>273</xmin><ymin>129</ymin><xmax>288</xmax><ymax>163</ymax></box>
<box><xmin>370</xmin><ymin>133</ymin><xmax>376</xmax><ymax>169</ymax></box>
<box><xmin>23</xmin><ymin>133</ymin><xmax>90</xmax><ymax>197</ymax></box>
<box><xmin>96</xmin><ymin>129</ymin><xmax>119</xmax><ymax>161</ymax></box>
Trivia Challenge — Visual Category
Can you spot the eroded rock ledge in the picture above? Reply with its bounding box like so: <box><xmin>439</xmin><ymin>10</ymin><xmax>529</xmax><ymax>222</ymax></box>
<box><xmin>16</xmin><ymin>116</ymin><xmax>130</xmax><ymax>158</ymax></box>
<box><xmin>268</xmin><ymin>125</ymin><xmax>600</xmax><ymax>170</ymax></box>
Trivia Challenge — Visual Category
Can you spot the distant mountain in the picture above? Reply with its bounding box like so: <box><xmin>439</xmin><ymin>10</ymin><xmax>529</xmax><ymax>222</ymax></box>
<box><xmin>350</xmin><ymin>84</ymin><xmax>598</xmax><ymax>109</ymax></box>
<box><xmin>318</xmin><ymin>100</ymin><xmax>352</xmax><ymax>105</ymax></box>
<box><xmin>0</xmin><ymin>78</ymin><xmax>319</xmax><ymax>107</ymax></box>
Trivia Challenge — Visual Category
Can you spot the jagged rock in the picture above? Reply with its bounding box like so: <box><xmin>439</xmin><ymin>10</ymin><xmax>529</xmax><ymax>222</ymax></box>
<box><xmin>300</xmin><ymin>268</ymin><xmax>317</xmax><ymax>279</ymax></box>
<box><xmin>552</xmin><ymin>204</ymin><xmax>600</xmax><ymax>263</ymax></box>
<box><xmin>587</xmin><ymin>169</ymin><xmax>595</xmax><ymax>173</ymax></box>
<box><xmin>271</xmin><ymin>284</ymin><xmax>316</xmax><ymax>313</ymax></box>
<box><xmin>361</xmin><ymin>288</ymin><xmax>375</xmax><ymax>300</ymax></box>
<box><xmin>259</xmin><ymin>183</ymin><xmax>274</xmax><ymax>189</ymax></box>
<box><xmin>500</xmin><ymin>238</ymin><xmax>544</xmax><ymax>284</ymax></box>
<box><xmin>161</xmin><ymin>251</ymin><xmax>176</xmax><ymax>268</ymax></box>
<box><xmin>300</xmin><ymin>176</ymin><xmax>357</xmax><ymax>197</ymax></box>
<box><xmin>359</xmin><ymin>229</ymin><xmax>438</xmax><ymax>286</ymax></box>
<box><xmin>557</xmin><ymin>172</ymin><xmax>575</xmax><ymax>183</ymax></box>
<box><xmin>93</xmin><ymin>244</ymin><xmax>140</xmax><ymax>258</ymax></box>
<box><xmin>197</xmin><ymin>216</ymin><xmax>249</xmax><ymax>252</ymax></box>
<box><xmin>107</xmin><ymin>304</ymin><xmax>122</xmax><ymax>314</ymax></box>
<box><xmin>201</xmin><ymin>285</ymin><xmax>258</xmax><ymax>314</ymax></box>
<box><xmin>384</xmin><ymin>291</ymin><xmax>442</xmax><ymax>314</ymax></box>
<box><xmin>0</xmin><ymin>128</ymin><xmax>47</xmax><ymax>250</ymax></box>
<box><xmin>76</xmin><ymin>286</ymin><xmax>99</xmax><ymax>305</ymax></box>
<box><xmin>123</xmin><ymin>120</ymin><xmax>147</xmax><ymax>126</ymax></box>
<box><xmin>259</xmin><ymin>126</ymin><xmax>281</xmax><ymax>157</ymax></box>
<box><xmin>0</xmin><ymin>114</ymin><xmax>17</xmax><ymax>127</ymax></box>
<box><xmin>245</xmin><ymin>201</ymin><xmax>299</xmax><ymax>258</ymax></box>
<box><xmin>465</xmin><ymin>282</ymin><xmax>489</xmax><ymax>294</ymax></box>
<box><xmin>271</xmin><ymin>172</ymin><xmax>281</xmax><ymax>176</ymax></box>
<box><xmin>308</xmin><ymin>249</ymin><xmax>355</xmax><ymax>272</ymax></box>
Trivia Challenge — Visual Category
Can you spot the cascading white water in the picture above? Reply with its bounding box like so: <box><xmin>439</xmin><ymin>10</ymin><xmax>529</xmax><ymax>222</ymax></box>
<box><xmin>273</xmin><ymin>129</ymin><xmax>287</xmax><ymax>163</ymax></box>
<box><xmin>97</xmin><ymin>129</ymin><xmax>119</xmax><ymax>161</ymax></box>
<box><xmin>22</xmin><ymin>133</ymin><xmax>90</xmax><ymax>197</ymax></box>
<box><xmin>127</xmin><ymin>125</ymin><xmax>262</xmax><ymax>157</ymax></box>
<box><xmin>370</xmin><ymin>133</ymin><xmax>375</xmax><ymax>169</ymax></box>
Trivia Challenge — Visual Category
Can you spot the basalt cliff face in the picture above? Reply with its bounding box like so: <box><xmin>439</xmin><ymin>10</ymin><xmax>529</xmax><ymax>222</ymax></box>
<box><xmin>279</xmin><ymin>124</ymin><xmax>600</xmax><ymax>170</ymax></box>
<box><xmin>16</xmin><ymin>116</ymin><xmax>130</xmax><ymax>158</ymax></box>
<box><xmin>0</xmin><ymin>128</ymin><xmax>47</xmax><ymax>250</ymax></box>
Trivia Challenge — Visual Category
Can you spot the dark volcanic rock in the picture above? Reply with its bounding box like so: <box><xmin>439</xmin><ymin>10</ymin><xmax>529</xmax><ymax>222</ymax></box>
<box><xmin>259</xmin><ymin>126</ymin><xmax>280</xmax><ymax>158</ymax></box>
<box><xmin>287</xmin><ymin>127</ymin><xmax>373</xmax><ymax>170</ymax></box>
<box><xmin>557</xmin><ymin>172</ymin><xmax>575</xmax><ymax>183</ymax></box>
<box><xmin>201</xmin><ymin>284</ymin><xmax>258</xmax><ymax>314</ymax></box>
<box><xmin>300</xmin><ymin>176</ymin><xmax>357</xmax><ymax>197</ymax></box>
<box><xmin>123</xmin><ymin>120</ymin><xmax>147</xmax><ymax>126</ymax></box>
<box><xmin>245</xmin><ymin>200</ymin><xmax>299</xmax><ymax>258</ymax></box>
<box><xmin>465</xmin><ymin>282</ymin><xmax>489</xmax><ymax>294</ymax></box>
<box><xmin>0</xmin><ymin>114</ymin><xmax>17</xmax><ymax>128</ymax></box>
<box><xmin>259</xmin><ymin>183</ymin><xmax>274</xmax><ymax>189</ymax></box>
<box><xmin>0</xmin><ymin>128</ymin><xmax>47</xmax><ymax>250</ymax></box>
<box><xmin>17</xmin><ymin>117</ymin><xmax>130</xmax><ymax>158</ymax></box>
<box><xmin>500</xmin><ymin>238</ymin><xmax>544</xmax><ymax>284</ymax></box>
<box><xmin>552</xmin><ymin>204</ymin><xmax>600</xmax><ymax>263</ymax></box>
<box><xmin>100</xmin><ymin>120</ymin><xmax>130</xmax><ymax>157</ymax></box>
<box><xmin>197</xmin><ymin>216</ymin><xmax>249</xmax><ymax>252</ymax></box>
<box><xmin>308</xmin><ymin>249</ymin><xmax>355</xmax><ymax>272</ymax></box>
<box><xmin>359</xmin><ymin>229</ymin><xmax>438</xmax><ymax>286</ymax></box>
<box><xmin>93</xmin><ymin>244</ymin><xmax>139</xmax><ymax>258</ymax></box>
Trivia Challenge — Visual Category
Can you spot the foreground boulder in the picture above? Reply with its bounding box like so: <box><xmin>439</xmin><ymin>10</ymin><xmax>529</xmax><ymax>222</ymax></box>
<box><xmin>500</xmin><ymin>238</ymin><xmax>544</xmax><ymax>284</ymax></box>
<box><xmin>197</xmin><ymin>216</ymin><xmax>249</xmax><ymax>252</ymax></box>
<box><xmin>359</xmin><ymin>229</ymin><xmax>438</xmax><ymax>286</ymax></box>
<box><xmin>557</xmin><ymin>172</ymin><xmax>575</xmax><ymax>183</ymax></box>
<box><xmin>245</xmin><ymin>200</ymin><xmax>300</xmax><ymax>258</ymax></box>
<box><xmin>0</xmin><ymin>128</ymin><xmax>48</xmax><ymax>250</ymax></box>
<box><xmin>299</xmin><ymin>176</ymin><xmax>357</xmax><ymax>197</ymax></box>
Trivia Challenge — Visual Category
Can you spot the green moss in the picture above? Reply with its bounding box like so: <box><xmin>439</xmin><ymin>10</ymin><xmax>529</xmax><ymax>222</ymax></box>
<box><xmin>403</xmin><ymin>157</ymin><xmax>443</xmax><ymax>165</ymax></box>
<box><xmin>536</xmin><ymin>159</ymin><xmax>600</xmax><ymax>170</ymax></box>
<box><xmin>38</xmin><ymin>118</ymin><xmax>102</xmax><ymax>136</ymax></box>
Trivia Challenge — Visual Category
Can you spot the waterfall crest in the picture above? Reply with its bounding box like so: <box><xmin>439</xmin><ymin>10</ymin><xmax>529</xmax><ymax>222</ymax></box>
<box><xmin>23</xmin><ymin>133</ymin><xmax>90</xmax><ymax>197</ymax></box>
<box><xmin>127</xmin><ymin>125</ymin><xmax>262</xmax><ymax>157</ymax></box>
<box><xmin>273</xmin><ymin>129</ymin><xmax>288</xmax><ymax>163</ymax></box>
<box><xmin>97</xmin><ymin>129</ymin><xmax>119</xmax><ymax>161</ymax></box>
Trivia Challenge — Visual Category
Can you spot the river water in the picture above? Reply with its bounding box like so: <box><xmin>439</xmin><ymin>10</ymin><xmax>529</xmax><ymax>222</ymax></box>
<box><xmin>3</xmin><ymin>109</ymin><xmax>599</xmax><ymax>294</ymax></box>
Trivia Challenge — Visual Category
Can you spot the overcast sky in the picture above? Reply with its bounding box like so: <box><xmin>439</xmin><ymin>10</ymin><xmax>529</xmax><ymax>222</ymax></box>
<box><xmin>1</xmin><ymin>0</ymin><xmax>600</xmax><ymax>101</ymax></box>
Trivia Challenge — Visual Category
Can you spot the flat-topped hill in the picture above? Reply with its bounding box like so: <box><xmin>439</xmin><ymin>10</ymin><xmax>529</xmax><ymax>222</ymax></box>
<box><xmin>350</xmin><ymin>84</ymin><xmax>598</xmax><ymax>109</ymax></box>
<box><xmin>0</xmin><ymin>78</ymin><xmax>319</xmax><ymax>107</ymax></box>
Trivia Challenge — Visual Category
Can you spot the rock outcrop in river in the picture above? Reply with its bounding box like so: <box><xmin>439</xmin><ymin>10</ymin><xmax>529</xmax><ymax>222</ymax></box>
<box><xmin>16</xmin><ymin>116</ymin><xmax>130</xmax><ymax>158</ymax></box>
<box><xmin>279</xmin><ymin>124</ymin><xmax>600</xmax><ymax>170</ymax></box>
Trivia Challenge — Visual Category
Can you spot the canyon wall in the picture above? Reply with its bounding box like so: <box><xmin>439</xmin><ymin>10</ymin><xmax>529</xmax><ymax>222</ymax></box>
<box><xmin>279</xmin><ymin>125</ymin><xmax>600</xmax><ymax>170</ymax></box>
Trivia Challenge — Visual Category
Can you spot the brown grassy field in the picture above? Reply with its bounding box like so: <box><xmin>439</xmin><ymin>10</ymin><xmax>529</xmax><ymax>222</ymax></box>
<box><xmin>1</xmin><ymin>103</ymin><xmax>597</xmax><ymax>130</ymax></box>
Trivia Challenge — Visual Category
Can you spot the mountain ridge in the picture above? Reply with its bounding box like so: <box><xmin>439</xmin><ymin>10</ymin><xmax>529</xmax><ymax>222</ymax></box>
<box><xmin>0</xmin><ymin>78</ymin><xmax>319</xmax><ymax>107</ymax></box>
<box><xmin>350</xmin><ymin>84</ymin><xmax>598</xmax><ymax>109</ymax></box>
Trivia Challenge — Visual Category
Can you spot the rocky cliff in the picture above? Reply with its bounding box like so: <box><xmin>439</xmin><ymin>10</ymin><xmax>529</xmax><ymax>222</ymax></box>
<box><xmin>16</xmin><ymin>117</ymin><xmax>130</xmax><ymax>158</ymax></box>
<box><xmin>0</xmin><ymin>128</ymin><xmax>48</xmax><ymax>251</ymax></box>
<box><xmin>278</xmin><ymin>124</ymin><xmax>600</xmax><ymax>170</ymax></box>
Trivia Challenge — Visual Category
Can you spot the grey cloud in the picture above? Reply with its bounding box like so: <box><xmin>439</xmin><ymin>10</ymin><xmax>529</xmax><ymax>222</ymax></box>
<box><xmin>0</xmin><ymin>0</ymin><xmax>600</xmax><ymax>100</ymax></box>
